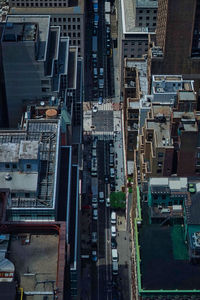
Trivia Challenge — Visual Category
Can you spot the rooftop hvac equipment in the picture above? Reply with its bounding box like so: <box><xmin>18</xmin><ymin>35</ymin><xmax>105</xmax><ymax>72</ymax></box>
<box><xmin>194</xmin><ymin>237</ymin><xmax>200</xmax><ymax>248</ymax></box>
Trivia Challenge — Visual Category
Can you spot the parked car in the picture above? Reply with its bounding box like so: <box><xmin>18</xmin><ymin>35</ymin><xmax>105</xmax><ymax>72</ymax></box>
<box><xmin>91</xmin><ymin>232</ymin><xmax>97</xmax><ymax>244</ymax></box>
<box><xmin>106</xmin><ymin>197</ymin><xmax>110</xmax><ymax>207</ymax></box>
<box><xmin>93</xmin><ymin>209</ymin><xmax>98</xmax><ymax>220</ymax></box>
<box><xmin>111</xmin><ymin>237</ymin><xmax>117</xmax><ymax>249</ymax></box>
<box><xmin>91</xmin><ymin>250</ymin><xmax>98</xmax><ymax>262</ymax></box>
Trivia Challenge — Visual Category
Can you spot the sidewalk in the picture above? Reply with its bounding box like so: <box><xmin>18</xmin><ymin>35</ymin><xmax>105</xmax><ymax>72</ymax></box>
<box><xmin>116</xmin><ymin>214</ymin><xmax>132</xmax><ymax>300</ymax></box>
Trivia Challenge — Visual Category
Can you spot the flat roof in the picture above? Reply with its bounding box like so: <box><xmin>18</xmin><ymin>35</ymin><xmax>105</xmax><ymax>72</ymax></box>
<box><xmin>0</xmin><ymin>172</ymin><xmax>38</xmax><ymax>192</ymax></box>
<box><xmin>179</xmin><ymin>90</ymin><xmax>196</xmax><ymax>101</ymax></box>
<box><xmin>139</xmin><ymin>219</ymin><xmax>200</xmax><ymax>291</ymax></box>
<box><xmin>6</xmin><ymin>15</ymin><xmax>50</xmax><ymax>60</ymax></box>
<box><xmin>136</xmin><ymin>0</ymin><xmax>158</xmax><ymax>8</ymax></box>
<box><xmin>9</xmin><ymin>234</ymin><xmax>58</xmax><ymax>296</ymax></box>
<box><xmin>147</xmin><ymin>119</ymin><xmax>172</xmax><ymax>147</ymax></box>
<box><xmin>0</xmin><ymin>119</ymin><xmax>59</xmax><ymax>209</ymax></box>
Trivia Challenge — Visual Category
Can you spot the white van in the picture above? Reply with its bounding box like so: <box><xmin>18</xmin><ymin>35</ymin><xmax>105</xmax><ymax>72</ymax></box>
<box><xmin>111</xmin><ymin>225</ymin><xmax>116</xmax><ymax>237</ymax></box>
<box><xmin>112</xmin><ymin>261</ymin><xmax>118</xmax><ymax>275</ymax></box>
<box><xmin>99</xmin><ymin>191</ymin><xmax>104</xmax><ymax>203</ymax></box>
<box><xmin>93</xmin><ymin>68</ymin><xmax>98</xmax><ymax>78</ymax></box>
<box><xmin>111</xmin><ymin>211</ymin><xmax>116</xmax><ymax>224</ymax></box>
<box><xmin>99</xmin><ymin>67</ymin><xmax>104</xmax><ymax>77</ymax></box>
<box><xmin>110</xmin><ymin>167</ymin><xmax>115</xmax><ymax>178</ymax></box>
<box><xmin>92</xmin><ymin>149</ymin><xmax>97</xmax><ymax>157</ymax></box>
<box><xmin>109</xmin><ymin>154</ymin><xmax>114</xmax><ymax>167</ymax></box>
<box><xmin>92</xmin><ymin>139</ymin><xmax>97</xmax><ymax>149</ymax></box>
<box><xmin>112</xmin><ymin>249</ymin><xmax>118</xmax><ymax>262</ymax></box>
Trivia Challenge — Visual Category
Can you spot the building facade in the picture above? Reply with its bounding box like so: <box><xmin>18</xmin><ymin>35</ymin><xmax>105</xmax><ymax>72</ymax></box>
<box><xmin>9</xmin><ymin>0</ymin><xmax>85</xmax><ymax>57</ymax></box>
<box><xmin>149</xmin><ymin>0</ymin><xmax>200</xmax><ymax>97</ymax></box>
<box><xmin>135</xmin><ymin>0</ymin><xmax>158</xmax><ymax>32</ymax></box>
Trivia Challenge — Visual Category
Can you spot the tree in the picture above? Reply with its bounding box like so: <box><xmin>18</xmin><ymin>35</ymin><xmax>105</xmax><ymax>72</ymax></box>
<box><xmin>110</xmin><ymin>191</ymin><xmax>126</xmax><ymax>209</ymax></box>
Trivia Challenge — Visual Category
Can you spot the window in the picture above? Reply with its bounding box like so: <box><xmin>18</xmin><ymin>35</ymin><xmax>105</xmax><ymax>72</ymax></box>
<box><xmin>131</xmin><ymin>42</ymin><xmax>135</xmax><ymax>45</ymax></box>
<box><xmin>63</xmin><ymin>25</ymin><xmax>66</xmax><ymax>29</ymax></box>
<box><xmin>138</xmin><ymin>42</ymin><xmax>142</xmax><ymax>45</ymax></box>
<box><xmin>153</xmin><ymin>16</ymin><xmax>157</xmax><ymax>20</ymax></box>
<box><xmin>63</xmin><ymin>18</ymin><xmax>66</xmax><ymax>22</ymax></box>
<box><xmin>73</xmin><ymin>25</ymin><xmax>76</xmax><ymax>30</ymax></box>
<box><xmin>77</xmin><ymin>32</ymin><xmax>80</xmax><ymax>37</ymax></box>
<box><xmin>139</xmin><ymin>10</ymin><xmax>143</xmax><ymax>13</ymax></box>
<box><xmin>146</xmin><ymin>16</ymin><xmax>149</xmax><ymax>20</ymax></box>
<box><xmin>153</xmin><ymin>194</ymin><xmax>158</xmax><ymax>200</ymax></box>
<box><xmin>41</xmin><ymin>79</ymin><xmax>49</xmax><ymax>85</ymax></box>
<box><xmin>77</xmin><ymin>25</ymin><xmax>80</xmax><ymax>30</ymax></box>
<box><xmin>25</xmin><ymin>193</ymin><xmax>30</xmax><ymax>198</ymax></box>
<box><xmin>73</xmin><ymin>40</ymin><xmax>76</xmax><ymax>45</ymax></box>
<box><xmin>12</xmin><ymin>164</ymin><xmax>17</xmax><ymax>169</ymax></box>
<box><xmin>162</xmin><ymin>195</ymin><xmax>166</xmax><ymax>200</ymax></box>
<box><xmin>54</xmin><ymin>18</ymin><xmax>57</xmax><ymax>22</ymax></box>
<box><xmin>154</xmin><ymin>10</ymin><xmax>157</xmax><ymax>13</ymax></box>
<box><xmin>146</xmin><ymin>23</ymin><xmax>149</xmax><ymax>26</ymax></box>
<box><xmin>73</xmin><ymin>32</ymin><xmax>76</xmax><ymax>37</ymax></box>
<box><xmin>42</xmin><ymin>87</ymin><xmax>49</xmax><ymax>92</ymax></box>
<box><xmin>77</xmin><ymin>17</ymin><xmax>80</xmax><ymax>22</ymax></box>
<box><xmin>27</xmin><ymin>164</ymin><xmax>31</xmax><ymax>169</ymax></box>
<box><xmin>147</xmin><ymin>10</ymin><xmax>150</xmax><ymax>13</ymax></box>
<box><xmin>153</xmin><ymin>23</ymin><xmax>156</xmax><ymax>26</ymax></box>
<box><xmin>58</xmin><ymin>18</ymin><xmax>61</xmax><ymax>22</ymax></box>
<box><xmin>158</xmin><ymin>152</ymin><xmax>164</xmax><ymax>158</ymax></box>
<box><xmin>68</xmin><ymin>25</ymin><xmax>71</xmax><ymax>29</ymax></box>
<box><xmin>157</xmin><ymin>169</ymin><xmax>162</xmax><ymax>174</ymax></box>
<box><xmin>68</xmin><ymin>18</ymin><xmax>71</xmax><ymax>22</ymax></box>
<box><xmin>11</xmin><ymin>193</ymin><xmax>16</xmax><ymax>198</ymax></box>
<box><xmin>5</xmin><ymin>163</ymin><xmax>10</xmax><ymax>169</ymax></box>
<box><xmin>139</xmin><ymin>16</ymin><xmax>142</xmax><ymax>20</ymax></box>
<box><xmin>131</xmin><ymin>55</ymin><xmax>134</xmax><ymax>58</ymax></box>
<box><xmin>73</xmin><ymin>18</ymin><xmax>75</xmax><ymax>22</ymax></box>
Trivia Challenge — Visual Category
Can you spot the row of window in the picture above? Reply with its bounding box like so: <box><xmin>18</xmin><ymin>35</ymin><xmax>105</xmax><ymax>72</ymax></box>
<box><xmin>59</xmin><ymin>25</ymin><xmax>81</xmax><ymax>31</ymax></box>
<box><xmin>16</xmin><ymin>2</ymin><xmax>67</xmax><ymax>6</ymax></box>
<box><xmin>138</xmin><ymin>9</ymin><xmax>157</xmax><ymax>14</ymax></box>
<box><xmin>52</xmin><ymin>17</ymin><xmax>80</xmax><ymax>23</ymax></box>
<box><xmin>124</xmin><ymin>41</ymin><xmax>148</xmax><ymax>46</ymax></box>
<box><xmin>139</xmin><ymin>16</ymin><xmax>157</xmax><ymax>20</ymax></box>
<box><xmin>124</xmin><ymin>48</ymin><xmax>148</xmax><ymax>52</ymax></box>
<box><xmin>138</xmin><ymin>22</ymin><xmax>156</xmax><ymax>27</ymax></box>
<box><xmin>5</xmin><ymin>163</ymin><xmax>32</xmax><ymax>169</ymax></box>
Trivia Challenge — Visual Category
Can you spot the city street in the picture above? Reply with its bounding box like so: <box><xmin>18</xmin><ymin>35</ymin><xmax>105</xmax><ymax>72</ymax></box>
<box><xmin>81</xmin><ymin>0</ymin><xmax>133</xmax><ymax>299</ymax></box>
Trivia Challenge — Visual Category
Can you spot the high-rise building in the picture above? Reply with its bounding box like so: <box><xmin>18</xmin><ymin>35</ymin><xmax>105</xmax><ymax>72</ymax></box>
<box><xmin>8</xmin><ymin>0</ymin><xmax>85</xmax><ymax>57</ymax></box>
<box><xmin>149</xmin><ymin>0</ymin><xmax>200</xmax><ymax>95</ymax></box>
<box><xmin>1</xmin><ymin>14</ymin><xmax>83</xmax><ymax>129</ymax></box>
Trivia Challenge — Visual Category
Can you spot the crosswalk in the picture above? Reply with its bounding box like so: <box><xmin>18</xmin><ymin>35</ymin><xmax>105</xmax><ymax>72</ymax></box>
<box><xmin>91</xmin><ymin>131</ymin><xmax>114</xmax><ymax>140</ymax></box>
<box><xmin>95</xmin><ymin>102</ymin><xmax>113</xmax><ymax>111</ymax></box>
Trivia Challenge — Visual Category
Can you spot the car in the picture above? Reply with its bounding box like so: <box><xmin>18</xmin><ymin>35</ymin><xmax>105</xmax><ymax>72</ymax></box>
<box><xmin>106</xmin><ymin>197</ymin><xmax>110</xmax><ymax>207</ymax></box>
<box><xmin>111</xmin><ymin>237</ymin><xmax>117</xmax><ymax>249</ymax></box>
<box><xmin>91</xmin><ymin>250</ymin><xmax>98</xmax><ymax>262</ymax></box>
<box><xmin>111</xmin><ymin>225</ymin><xmax>116</xmax><ymax>237</ymax></box>
<box><xmin>92</xmin><ymin>106</ymin><xmax>98</xmax><ymax>113</ymax></box>
<box><xmin>105</xmin><ymin>176</ymin><xmax>109</xmax><ymax>183</ymax></box>
<box><xmin>110</xmin><ymin>183</ymin><xmax>115</xmax><ymax>192</ymax></box>
<box><xmin>98</xmin><ymin>97</ymin><xmax>103</xmax><ymax>105</ymax></box>
<box><xmin>92</xmin><ymin>196</ymin><xmax>98</xmax><ymax>208</ymax></box>
<box><xmin>91</xmin><ymin>232</ymin><xmax>97</xmax><ymax>244</ymax></box>
<box><xmin>93</xmin><ymin>209</ymin><xmax>98</xmax><ymax>220</ymax></box>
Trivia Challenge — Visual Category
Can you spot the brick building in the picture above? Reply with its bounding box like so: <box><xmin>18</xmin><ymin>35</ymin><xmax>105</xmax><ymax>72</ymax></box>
<box><xmin>148</xmin><ymin>0</ymin><xmax>200</xmax><ymax>97</ymax></box>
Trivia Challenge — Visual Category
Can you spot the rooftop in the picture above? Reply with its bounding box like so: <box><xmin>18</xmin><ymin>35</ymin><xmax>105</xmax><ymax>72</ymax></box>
<box><xmin>0</xmin><ymin>172</ymin><xmax>38</xmax><ymax>193</ymax></box>
<box><xmin>136</xmin><ymin>0</ymin><xmax>158</xmax><ymax>8</ymax></box>
<box><xmin>149</xmin><ymin>177</ymin><xmax>188</xmax><ymax>192</ymax></box>
<box><xmin>9</xmin><ymin>234</ymin><xmax>58</xmax><ymax>296</ymax></box>
<box><xmin>179</xmin><ymin>90</ymin><xmax>196</xmax><ymax>101</ymax></box>
<box><xmin>152</xmin><ymin>75</ymin><xmax>194</xmax><ymax>94</ymax></box>
<box><xmin>5</xmin><ymin>15</ymin><xmax>50</xmax><ymax>61</ymax></box>
<box><xmin>0</xmin><ymin>119</ymin><xmax>60</xmax><ymax>209</ymax></box>
<box><xmin>186</xmin><ymin>192</ymin><xmax>200</xmax><ymax>225</ymax></box>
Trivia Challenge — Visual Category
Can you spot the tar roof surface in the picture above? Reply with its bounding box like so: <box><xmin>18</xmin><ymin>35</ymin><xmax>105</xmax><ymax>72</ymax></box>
<box><xmin>139</xmin><ymin>204</ymin><xmax>200</xmax><ymax>291</ymax></box>
<box><xmin>186</xmin><ymin>192</ymin><xmax>200</xmax><ymax>225</ymax></box>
